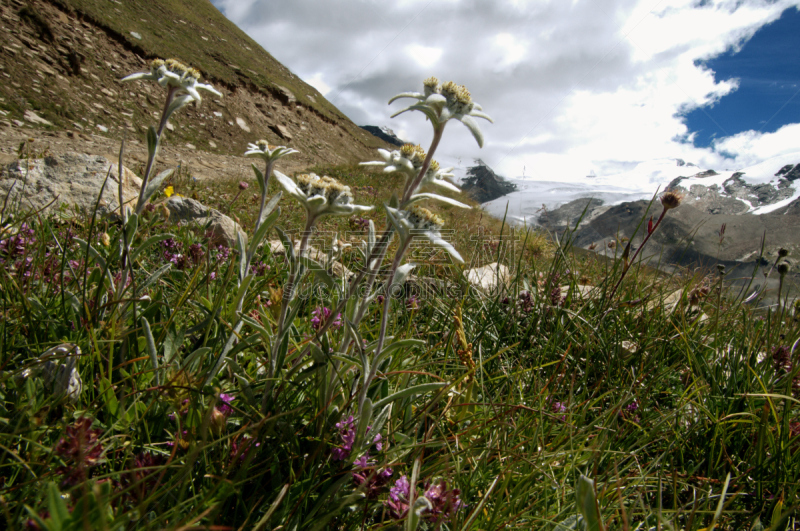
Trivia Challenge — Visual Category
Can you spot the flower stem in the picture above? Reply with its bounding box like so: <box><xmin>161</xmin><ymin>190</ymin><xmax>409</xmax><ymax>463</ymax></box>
<box><xmin>606</xmin><ymin>207</ymin><xmax>667</xmax><ymax>302</ymax></box>
<box><xmin>270</xmin><ymin>215</ymin><xmax>315</xmax><ymax>377</ymax></box>
<box><xmin>357</xmin><ymin>238</ymin><xmax>411</xmax><ymax>412</ymax></box>
<box><xmin>136</xmin><ymin>85</ymin><xmax>177</xmax><ymax>213</ymax></box>
<box><xmin>256</xmin><ymin>160</ymin><xmax>275</xmax><ymax>233</ymax></box>
<box><xmin>402</xmin><ymin>123</ymin><xmax>445</xmax><ymax>203</ymax></box>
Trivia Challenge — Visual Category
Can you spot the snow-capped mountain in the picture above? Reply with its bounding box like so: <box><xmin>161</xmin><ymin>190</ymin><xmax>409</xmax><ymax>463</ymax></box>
<box><xmin>480</xmin><ymin>154</ymin><xmax>800</xmax><ymax>225</ymax></box>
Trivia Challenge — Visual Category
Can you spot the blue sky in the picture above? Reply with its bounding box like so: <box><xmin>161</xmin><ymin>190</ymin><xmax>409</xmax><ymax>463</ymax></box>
<box><xmin>684</xmin><ymin>6</ymin><xmax>800</xmax><ymax>149</ymax></box>
<box><xmin>213</xmin><ymin>0</ymin><xmax>800</xmax><ymax>180</ymax></box>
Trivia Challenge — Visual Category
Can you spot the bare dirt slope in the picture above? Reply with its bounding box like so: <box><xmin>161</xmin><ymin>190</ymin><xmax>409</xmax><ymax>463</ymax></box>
<box><xmin>0</xmin><ymin>0</ymin><xmax>389</xmax><ymax>177</ymax></box>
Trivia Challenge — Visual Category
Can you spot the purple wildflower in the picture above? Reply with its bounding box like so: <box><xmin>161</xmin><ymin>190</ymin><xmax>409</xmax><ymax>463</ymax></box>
<box><xmin>188</xmin><ymin>243</ymin><xmax>205</xmax><ymax>264</ymax></box>
<box><xmin>54</xmin><ymin>418</ymin><xmax>104</xmax><ymax>487</ymax></box>
<box><xmin>217</xmin><ymin>393</ymin><xmax>235</xmax><ymax>417</ymax></box>
<box><xmin>406</xmin><ymin>295</ymin><xmax>419</xmax><ymax>310</ymax></box>
<box><xmin>519</xmin><ymin>291</ymin><xmax>534</xmax><ymax>313</ymax></box>
<box><xmin>386</xmin><ymin>475</ymin><xmax>411</xmax><ymax>518</ymax></box>
<box><xmin>550</xmin><ymin>399</ymin><xmax>567</xmax><ymax>422</ymax></box>
<box><xmin>250</xmin><ymin>260</ymin><xmax>269</xmax><ymax>276</ymax></box>
<box><xmin>423</xmin><ymin>479</ymin><xmax>464</xmax><ymax>524</ymax></box>
<box><xmin>213</xmin><ymin>245</ymin><xmax>231</xmax><ymax>262</ymax></box>
<box><xmin>332</xmin><ymin>415</ymin><xmax>356</xmax><ymax>461</ymax></box>
<box><xmin>311</xmin><ymin>306</ymin><xmax>342</xmax><ymax>331</ymax></box>
<box><xmin>354</xmin><ymin>453</ymin><xmax>371</xmax><ymax>469</ymax></box>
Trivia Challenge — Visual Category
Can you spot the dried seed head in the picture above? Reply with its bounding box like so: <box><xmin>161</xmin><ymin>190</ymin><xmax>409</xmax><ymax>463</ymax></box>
<box><xmin>660</xmin><ymin>191</ymin><xmax>683</xmax><ymax>211</ymax></box>
<box><xmin>778</xmin><ymin>262</ymin><xmax>790</xmax><ymax>276</ymax></box>
<box><xmin>779</xmin><ymin>248</ymin><xmax>789</xmax><ymax>258</ymax></box>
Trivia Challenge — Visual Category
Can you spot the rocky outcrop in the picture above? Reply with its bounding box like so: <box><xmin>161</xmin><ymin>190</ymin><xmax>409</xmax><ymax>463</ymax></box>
<box><xmin>460</xmin><ymin>160</ymin><xmax>517</xmax><ymax>203</ymax></box>
<box><xmin>0</xmin><ymin>153</ymin><xmax>141</xmax><ymax>217</ymax></box>
<box><xmin>360</xmin><ymin>126</ymin><xmax>405</xmax><ymax>147</ymax></box>
<box><xmin>667</xmin><ymin>172</ymin><xmax>796</xmax><ymax>215</ymax></box>
<box><xmin>165</xmin><ymin>196</ymin><xmax>245</xmax><ymax>248</ymax></box>
<box><xmin>537</xmin><ymin>198</ymin><xmax>607</xmax><ymax>229</ymax></box>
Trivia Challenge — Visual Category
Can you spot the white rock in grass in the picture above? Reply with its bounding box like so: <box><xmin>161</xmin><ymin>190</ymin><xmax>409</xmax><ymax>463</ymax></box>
<box><xmin>236</xmin><ymin>117</ymin><xmax>250</xmax><ymax>132</ymax></box>
<box><xmin>165</xmin><ymin>196</ymin><xmax>245</xmax><ymax>248</ymax></box>
<box><xmin>464</xmin><ymin>262</ymin><xmax>510</xmax><ymax>294</ymax></box>
<box><xmin>23</xmin><ymin>109</ymin><xmax>52</xmax><ymax>126</ymax></box>
<box><xmin>0</xmin><ymin>152</ymin><xmax>141</xmax><ymax>218</ymax></box>
<box><xmin>16</xmin><ymin>344</ymin><xmax>84</xmax><ymax>403</ymax></box>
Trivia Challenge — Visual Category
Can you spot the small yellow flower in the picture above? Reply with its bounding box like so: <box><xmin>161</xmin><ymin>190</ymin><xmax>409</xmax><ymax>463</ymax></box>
<box><xmin>99</xmin><ymin>232</ymin><xmax>110</xmax><ymax>247</ymax></box>
<box><xmin>164</xmin><ymin>186</ymin><xmax>175</xmax><ymax>198</ymax></box>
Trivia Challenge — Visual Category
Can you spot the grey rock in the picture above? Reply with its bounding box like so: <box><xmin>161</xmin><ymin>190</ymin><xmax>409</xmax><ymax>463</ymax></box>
<box><xmin>667</xmin><ymin>171</ymin><xmax>797</xmax><ymax>215</ymax></box>
<box><xmin>16</xmin><ymin>344</ymin><xmax>83</xmax><ymax>403</ymax></box>
<box><xmin>165</xmin><ymin>196</ymin><xmax>245</xmax><ymax>248</ymax></box>
<box><xmin>23</xmin><ymin>109</ymin><xmax>52</xmax><ymax>126</ymax></box>
<box><xmin>0</xmin><ymin>153</ymin><xmax>141</xmax><ymax>217</ymax></box>
<box><xmin>267</xmin><ymin>239</ymin><xmax>352</xmax><ymax>279</ymax></box>
<box><xmin>272</xmin><ymin>85</ymin><xmax>296</xmax><ymax>108</ymax></box>
<box><xmin>235</xmin><ymin>117</ymin><xmax>250</xmax><ymax>132</ymax></box>
<box><xmin>360</xmin><ymin>125</ymin><xmax>405</xmax><ymax>146</ymax></box>
<box><xmin>538</xmin><ymin>198</ymin><xmax>608</xmax><ymax>229</ymax></box>
<box><xmin>776</xmin><ymin>163</ymin><xmax>800</xmax><ymax>182</ymax></box>
<box><xmin>461</xmin><ymin>159</ymin><xmax>516</xmax><ymax>203</ymax></box>
<box><xmin>269</xmin><ymin>124</ymin><xmax>292</xmax><ymax>141</ymax></box>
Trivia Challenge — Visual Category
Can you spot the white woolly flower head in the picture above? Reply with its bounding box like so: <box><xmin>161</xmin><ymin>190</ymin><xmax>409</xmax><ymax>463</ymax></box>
<box><xmin>274</xmin><ymin>171</ymin><xmax>373</xmax><ymax>220</ymax></box>
<box><xmin>389</xmin><ymin>77</ymin><xmax>492</xmax><ymax>147</ymax></box>
<box><xmin>122</xmin><ymin>58</ymin><xmax>222</xmax><ymax>103</ymax></box>
<box><xmin>385</xmin><ymin>204</ymin><xmax>463</xmax><ymax>263</ymax></box>
<box><xmin>244</xmin><ymin>140</ymin><xmax>299</xmax><ymax>163</ymax></box>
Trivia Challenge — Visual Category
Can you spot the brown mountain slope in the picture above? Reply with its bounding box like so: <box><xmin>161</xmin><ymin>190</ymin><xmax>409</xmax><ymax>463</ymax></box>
<box><xmin>0</xmin><ymin>0</ymin><xmax>387</xmax><ymax>169</ymax></box>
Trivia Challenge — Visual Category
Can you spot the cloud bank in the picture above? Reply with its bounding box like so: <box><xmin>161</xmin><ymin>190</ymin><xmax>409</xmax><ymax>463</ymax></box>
<box><xmin>212</xmin><ymin>0</ymin><xmax>800</xmax><ymax>181</ymax></box>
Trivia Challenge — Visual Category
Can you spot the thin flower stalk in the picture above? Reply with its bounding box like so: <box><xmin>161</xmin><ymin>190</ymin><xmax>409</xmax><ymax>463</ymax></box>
<box><xmin>606</xmin><ymin>191</ymin><xmax>682</xmax><ymax>302</ymax></box>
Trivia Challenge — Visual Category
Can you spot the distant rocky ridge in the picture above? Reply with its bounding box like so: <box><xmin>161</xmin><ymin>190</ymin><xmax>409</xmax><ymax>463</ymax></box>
<box><xmin>461</xmin><ymin>160</ymin><xmax>517</xmax><ymax>203</ymax></box>
<box><xmin>538</xmin><ymin>154</ymin><xmax>800</xmax><ymax>302</ymax></box>
<box><xmin>360</xmin><ymin>125</ymin><xmax>405</xmax><ymax>147</ymax></box>
<box><xmin>665</xmin><ymin>165</ymin><xmax>799</xmax><ymax>216</ymax></box>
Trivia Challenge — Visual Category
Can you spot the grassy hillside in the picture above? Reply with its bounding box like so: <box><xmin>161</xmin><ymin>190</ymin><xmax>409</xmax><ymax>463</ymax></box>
<box><xmin>0</xmin><ymin>0</ymin><xmax>385</xmax><ymax>163</ymax></box>
<box><xmin>50</xmin><ymin>0</ymin><xmax>346</xmax><ymax>123</ymax></box>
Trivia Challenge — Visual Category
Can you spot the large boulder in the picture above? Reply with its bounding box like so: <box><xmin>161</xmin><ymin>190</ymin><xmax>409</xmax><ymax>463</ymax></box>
<box><xmin>165</xmin><ymin>196</ymin><xmax>245</xmax><ymax>248</ymax></box>
<box><xmin>0</xmin><ymin>153</ymin><xmax>141</xmax><ymax>217</ymax></box>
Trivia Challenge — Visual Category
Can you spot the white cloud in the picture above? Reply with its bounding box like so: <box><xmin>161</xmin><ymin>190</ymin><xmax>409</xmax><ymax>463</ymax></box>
<box><xmin>406</xmin><ymin>44</ymin><xmax>443</xmax><ymax>68</ymax></box>
<box><xmin>211</xmin><ymin>0</ymin><xmax>800</xmax><ymax>183</ymax></box>
<box><xmin>306</xmin><ymin>73</ymin><xmax>331</xmax><ymax>96</ymax></box>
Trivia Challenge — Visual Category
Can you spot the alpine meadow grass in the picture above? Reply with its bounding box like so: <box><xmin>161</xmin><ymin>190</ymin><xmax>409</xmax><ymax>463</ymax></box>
<box><xmin>0</xmin><ymin>59</ymin><xmax>798</xmax><ymax>531</ymax></box>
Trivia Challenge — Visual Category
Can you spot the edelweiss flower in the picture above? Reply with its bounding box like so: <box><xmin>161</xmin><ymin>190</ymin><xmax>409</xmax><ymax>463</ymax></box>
<box><xmin>274</xmin><ymin>171</ymin><xmax>373</xmax><ymax>220</ymax></box>
<box><xmin>389</xmin><ymin>77</ymin><xmax>492</xmax><ymax>147</ymax></box>
<box><xmin>122</xmin><ymin>58</ymin><xmax>222</xmax><ymax>102</ymax></box>
<box><xmin>361</xmin><ymin>146</ymin><xmax>468</xmax><ymax>207</ymax></box>
<box><xmin>244</xmin><ymin>140</ymin><xmax>299</xmax><ymax>164</ymax></box>
<box><xmin>385</xmin><ymin>205</ymin><xmax>463</xmax><ymax>263</ymax></box>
